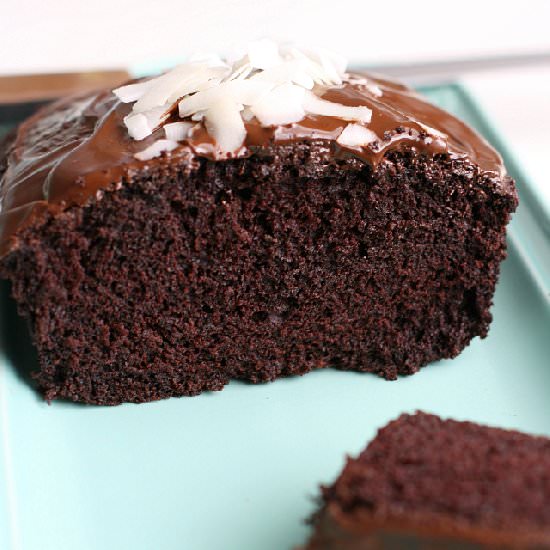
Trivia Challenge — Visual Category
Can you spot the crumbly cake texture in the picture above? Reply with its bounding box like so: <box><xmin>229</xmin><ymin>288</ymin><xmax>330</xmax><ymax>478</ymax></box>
<box><xmin>0</xmin><ymin>140</ymin><xmax>515</xmax><ymax>404</ymax></box>
<box><xmin>0</xmin><ymin>42</ymin><xmax>518</xmax><ymax>404</ymax></box>
<box><xmin>305</xmin><ymin>412</ymin><xmax>550</xmax><ymax>549</ymax></box>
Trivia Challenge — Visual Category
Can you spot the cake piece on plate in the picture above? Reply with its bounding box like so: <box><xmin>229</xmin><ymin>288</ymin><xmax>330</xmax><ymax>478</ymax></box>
<box><xmin>305</xmin><ymin>412</ymin><xmax>550</xmax><ymax>549</ymax></box>
<box><xmin>0</xmin><ymin>40</ymin><xmax>517</xmax><ymax>404</ymax></box>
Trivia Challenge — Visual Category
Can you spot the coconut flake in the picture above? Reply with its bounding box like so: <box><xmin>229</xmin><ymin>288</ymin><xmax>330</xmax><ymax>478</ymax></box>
<box><xmin>241</xmin><ymin>108</ymin><xmax>255</xmax><ymax>122</ymax></box>
<box><xmin>204</xmin><ymin>98</ymin><xmax>246</xmax><ymax>155</ymax></box>
<box><xmin>250</xmin><ymin>83</ymin><xmax>306</xmax><ymax>126</ymax></box>
<box><xmin>179</xmin><ymin>82</ymin><xmax>236</xmax><ymax>117</ymax></box>
<box><xmin>305</xmin><ymin>46</ymin><xmax>345</xmax><ymax>85</ymax></box>
<box><xmin>250</xmin><ymin>59</ymin><xmax>315</xmax><ymax>90</ymax></box>
<box><xmin>135</xmin><ymin>139</ymin><xmax>179</xmax><ymax>161</ymax></box>
<box><xmin>178</xmin><ymin>79</ymin><xmax>270</xmax><ymax>118</ymax></box>
<box><xmin>124</xmin><ymin>103</ymin><xmax>173</xmax><ymax>140</ymax></box>
<box><xmin>280</xmin><ymin>44</ymin><xmax>346</xmax><ymax>86</ymax></box>
<box><xmin>116</xmin><ymin>40</ymin><xmax>374</xmax><ymax>155</ymax></box>
<box><xmin>227</xmin><ymin>61</ymin><xmax>254</xmax><ymax>81</ymax></box>
<box><xmin>124</xmin><ymin>113</ymin><xmax>152</xmax><ymax>140</ymax></box>
<box><xmin>164</xmin><ymin>121</ymin><xmax>193</xmax><ymax>141</ymax></box>
<box><xmin>133</xmin><ymin>63</ymin><xmax>229</xmax><ymax>114</ymax></box>
<box><xmin>337</xmin><ymin>123</ymin><xmax>378</xmax><ymax>147</ymax></box>
<box><xmin>303</xmin><ymin>92</ymin><xmax>372</xmax><ymax>123</ymax></box>
<box><xmin>144</xmin><ymin>103</ymin><xmax>173</xmax><ymax>128</ymax></box>
<box><xmin>113</xmin><ymin>79</ymin><xmax>156</xmax><ymax>103</ymax></box>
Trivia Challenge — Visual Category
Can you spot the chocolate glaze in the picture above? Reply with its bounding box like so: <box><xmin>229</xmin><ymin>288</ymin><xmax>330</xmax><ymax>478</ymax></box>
<box><xmin>0</xmin><ymin>72</ymin><xmax>508</xmax><ymax>257</ymax></box>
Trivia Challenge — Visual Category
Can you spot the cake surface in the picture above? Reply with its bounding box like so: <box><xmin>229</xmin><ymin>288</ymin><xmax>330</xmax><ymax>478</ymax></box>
<box><xmin>305</xmin><ymin>412</ymin><xmax>550</xmax><ymax>549</ymax></box>
<box><xmin>0</xmin><ymin>42</ymin><xmax>517</xmax><ymax>404</ymax></box>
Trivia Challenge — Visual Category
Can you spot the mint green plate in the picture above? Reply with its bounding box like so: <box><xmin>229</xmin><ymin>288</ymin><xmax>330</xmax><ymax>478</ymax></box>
<box><xmin>1</xmin><ymin>84</ymin><xmax>549</xmax><ymax>550</ymax></box>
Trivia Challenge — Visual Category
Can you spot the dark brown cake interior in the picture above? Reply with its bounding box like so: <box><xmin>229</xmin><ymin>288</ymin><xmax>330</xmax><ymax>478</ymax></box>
<box><xmin>1</xmin><ymin>137</ymin><xmax>515</xmax><ymax>404</ymax></box>
<box><xmin>322</xmin><ymin>413</ymin><xmax>550</xmax><ymax>529</ymax></box>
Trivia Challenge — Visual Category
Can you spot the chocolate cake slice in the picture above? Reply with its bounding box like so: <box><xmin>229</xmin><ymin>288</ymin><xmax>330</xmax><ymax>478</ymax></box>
<box><xmin>305</xmin><ymin>412</ymin><xmax>550</xmax><ymax>549</ymax></box>
<box><xmin>0</xmin><ymin>41</ymin><xmax>517</xmax><ymax>404</ymax></box>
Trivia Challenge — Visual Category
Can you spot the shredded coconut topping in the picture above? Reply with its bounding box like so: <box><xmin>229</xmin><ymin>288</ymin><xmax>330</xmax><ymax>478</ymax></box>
<box><xmin>134</xmin><ymin>139</ymin><xmax>179</xmax><ymax>161</ymax></box>
<box><xmin>114</xmin><ymin>39</ymin><xmax>382</xmax><ymax>159</ymax></box>
<box><xmin>337</xmin><ymin>123</ymin><xmax>378</xmax><ymax>147</ymax></box>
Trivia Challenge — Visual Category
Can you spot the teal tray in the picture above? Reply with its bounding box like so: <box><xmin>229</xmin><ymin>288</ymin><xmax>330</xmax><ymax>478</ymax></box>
<box><xmin>1</xmin><ymin>84</ymin><xmax>549</xmax><ymax>550</ymax></box>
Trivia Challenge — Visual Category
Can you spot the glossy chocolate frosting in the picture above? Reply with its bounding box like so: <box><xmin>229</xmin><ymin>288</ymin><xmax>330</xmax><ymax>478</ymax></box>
<box><xmin>0</xmin><ymin>72</ymin><xmax>508</xmax><ymax>257</ymax></box>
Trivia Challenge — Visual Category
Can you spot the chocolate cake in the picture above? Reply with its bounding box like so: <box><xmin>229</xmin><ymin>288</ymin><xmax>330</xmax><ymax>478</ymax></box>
<box><xmin>305</xmin><ymin>412</ymin><xmax>550</xmax><ymax>549</ymax></box>
<box><xmin>0</xmin><ymin>41</ymin><xmax>517</xmax><ymax>404</ymax></box>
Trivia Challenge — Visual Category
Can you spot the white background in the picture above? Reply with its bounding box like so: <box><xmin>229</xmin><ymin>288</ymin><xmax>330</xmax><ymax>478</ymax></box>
<box><xmin>1</xmin><ymin>0</ymin><xmax>549</xmax><ymax>201</ymax></box>
<box><xmin>1</xmin><ymin>0</ymin><xmax>550</xmax><ymax>73</ymax></box>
